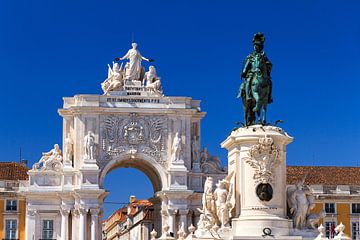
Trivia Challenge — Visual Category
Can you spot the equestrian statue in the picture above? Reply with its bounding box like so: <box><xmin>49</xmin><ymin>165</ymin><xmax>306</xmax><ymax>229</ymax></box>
<box><xmin>237</xmin><ymin>33</ymin><xmax>273</xmax><ymax>126</ymax></box>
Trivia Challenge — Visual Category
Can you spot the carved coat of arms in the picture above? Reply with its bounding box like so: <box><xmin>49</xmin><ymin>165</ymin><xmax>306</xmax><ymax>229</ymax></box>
<box><xmin>99</xmin><ymin>113</ymin><xmax>167</xmax><ymax>168</ymax></box>
<box><xmin>244</xmin><ymin>136</ymin><xmax>280</xmax><ymax>184</ymax></box>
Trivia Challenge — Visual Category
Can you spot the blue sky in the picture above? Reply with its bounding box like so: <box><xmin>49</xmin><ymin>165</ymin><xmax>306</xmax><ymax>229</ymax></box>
<box><xmin>0</xmin><ymin>0</ymin><xmax>359</xmax><ymax>217</ymax></box>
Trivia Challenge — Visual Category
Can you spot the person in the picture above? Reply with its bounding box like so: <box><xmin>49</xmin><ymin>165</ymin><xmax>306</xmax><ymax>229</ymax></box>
<box><xmin>240</xmin><ymin>33</ymin><xmax>273</xmax><ymax>104</ymax></box>
<box><xmin>84</xmin><ymin>131</ymin><xmax>96</xmax><ymax>159</ymax></box>
<box><xmin>115</xmin><ymin>42</ymin><xmax>154</xmax><ymax>80</ymax></box>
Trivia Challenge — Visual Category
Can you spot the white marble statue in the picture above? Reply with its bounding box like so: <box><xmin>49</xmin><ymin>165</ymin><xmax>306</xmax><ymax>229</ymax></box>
<box><xmin>32</xmin><ymin>144</ymin><xmax>63</xmax><ymax>171</ymax></box>
<box><xmin>64</xmin><ymin>136</ymin><xmax>74</xmax><ymax>162</ymax></box>
<box><xmin>306</xmin><ymin>210</ymin><xmax>326</xmax><ymax>229</ymax></box>
<box><xmin>102</xmin><ymin>62</ymin><xmax>124</xmax><ymax>94</ymax></box>
<box><xmin>287</xmin><ymin>174</ymin><xmax>316</xmax><ymax>230</ymax></box>
<box><xmin>191</xmin><ymin>136</ymin><xmax>200</xmax><ymax>162</ymax></box>
<box><xmin>171</xmin><ymin>132</ymin><xmax>182</xmax><ymax>162</ymax></box>
<box><xmin>84</xmin><ymin>131</ymin><xmax>96</xmax><ymax>159</ymax></box>
<box><xmin>144</xmin><ymin>65</ymin><xmax>162</xmax><ymax>94</ymax></box>
<box><xmin>197</xmin><ymin>177</ymin><xmax>216</xmax><ymax>230</ymax></box>
<box><xmin>214</xmin><ymin>178</ymin><xmax>233</xmax><ymax>228</ymax></box>
<box><xmin>115</xmin><ymin>42</ymin><xmax>153</xmax><ymax>80</ymax></box>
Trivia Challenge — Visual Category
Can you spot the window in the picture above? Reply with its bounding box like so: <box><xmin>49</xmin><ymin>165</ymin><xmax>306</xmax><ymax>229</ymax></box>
<box><xmin>353</xmin><ymin>204</ymin><xmax>360</xmax><ymax>214</ymax></box>
<box><xmin>5</xmin><ymin>219</ymin><xmax>17</xmax><ymax>240</ymax></box>
<box><xmin>352</xmin><ymin>222</ymin><xmax>360</xmax><ymax>240</ymax></box>
<box><xmin>5</xmin><ymin>200</ymin><xmax>17</xmax><ymax>211</ymax></box>
<box><xmin>325</xmin><ymin>221</ymin><xmax>336</xmax><ymax>239</ymax></box>
<box><xmin>325</xmin><ymin>203</ymin><xmax>336</xmax><ymax>214</ymax></box>
<box><xmin>42</xmin><ymin>220</ymin><xmax>54</xmax><ymax>240</ymax></box>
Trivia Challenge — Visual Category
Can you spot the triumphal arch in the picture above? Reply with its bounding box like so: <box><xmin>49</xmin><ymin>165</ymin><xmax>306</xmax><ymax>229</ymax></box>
<box><xmin>22</xmin><ymin>43</ymin><xmax>226</xmax><ymax>240</ymax></box>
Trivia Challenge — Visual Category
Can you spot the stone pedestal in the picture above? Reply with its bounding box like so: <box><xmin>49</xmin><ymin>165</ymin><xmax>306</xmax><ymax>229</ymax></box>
<box><xmin>221</xmin><ymin>125</ymin><xmax>296</xmax><ymax>239</ymax></box>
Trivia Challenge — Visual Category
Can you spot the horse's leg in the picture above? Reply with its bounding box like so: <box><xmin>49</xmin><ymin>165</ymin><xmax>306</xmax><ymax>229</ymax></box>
<box><xmin>244</xmin><ymin>107</ymin><xmax>248</xmax><ymax>126</ymax></box>
<box><xmin>252</xmin><ymin>91</ymin><xmax>260</xmax><ymax>112</ymax></box>
<box><xmin>262</xmin><ymin>103</ymin><xmax>267</xmax><ymax>124</ymax></box>
<box><xmin>257</xmin><ymin>109</ymin><xmax>262</xmax><ymax>125</ymax></box>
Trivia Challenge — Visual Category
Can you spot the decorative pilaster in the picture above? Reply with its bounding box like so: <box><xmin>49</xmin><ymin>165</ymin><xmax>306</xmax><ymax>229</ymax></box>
<box><xmin>78</xmin><ymin>208</ymin><xmax>88</xmax><ymax>240</ymax></box>
<box><xmin>60</xmin><ymin>209</ymin><xmax>71</xmax><ymax>240</ymax></box>
<box><xmin>178</xmin><ymin>209</ymin><xmax>189</xmax><ymax>232</ymax></box>
<box><xmin>26</xmin><ymin>209</ymin><xmax>37</xmax><ymax>240</ymax></box>
<box><xmin>168</xmin><ymin>209</ymin><xmax>177</xmax><ymax>235</ymax></box>
<box><xmin>90</xmin><ymin>209</ymin><xmax>100</xmax><ymax>240</ymax></box>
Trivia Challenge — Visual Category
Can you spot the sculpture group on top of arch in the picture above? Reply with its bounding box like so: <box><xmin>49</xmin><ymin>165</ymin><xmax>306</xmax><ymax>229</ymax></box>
<box><xmin>101</xmin><ymin>42</ymin><xmax>163</xmax><ymax>96</ymax></box>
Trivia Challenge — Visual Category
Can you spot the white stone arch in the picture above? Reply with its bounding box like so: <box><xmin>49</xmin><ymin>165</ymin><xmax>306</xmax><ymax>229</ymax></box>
<box><xmin>99</xmin><ymin>152</ymin><xmax>168</xmax><ymax>193</ymax></box>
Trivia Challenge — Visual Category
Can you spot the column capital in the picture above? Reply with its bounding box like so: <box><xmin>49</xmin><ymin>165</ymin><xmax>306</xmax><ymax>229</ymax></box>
<box><xmin>90</xmin><ymin>208</ymin><xmax>100</xmax><ymax>216</ymax></box>
<box><xmin>168</xmin><ymin>208</ymin><xmax>178</xmax><ymax>216</ymax></box>
<box><xmin>27</xmin><ymin>209</ymin><xmax>38</xmax><ymax>217</ymax></box>
<box><xmin>60</xmin><ymin>209</ymin><xmax>71</xmax><ymax>216</ymax></box>
<box><xmin>78</xmin><ymin>207</ymin><xmax>88</xmax><ymax>215</ymax></box>
<box><xmin>178</xmin><ymin>209</ymin><xmax>189</xmax><ymax>215</ymax></box>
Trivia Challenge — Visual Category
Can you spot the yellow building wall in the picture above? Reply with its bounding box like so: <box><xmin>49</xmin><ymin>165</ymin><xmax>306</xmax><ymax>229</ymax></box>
<box><xmin>19</xmin><ymin>199</ymin><xmax>26</xmax><ymax>240</ymax></box>
<box><xmin>0</xmin><ymin>199</ymin><xmax>3</xmax><ymax>239</ymax></box>
<box><xmin>337</xmin><ymin>203</ymin><xmax>350</xmax><ymax>236</ymax></box>
<box><xmin>311</xmin><ymin>202</ymin><xmax>324</xmax><ymax>224</ymax></box>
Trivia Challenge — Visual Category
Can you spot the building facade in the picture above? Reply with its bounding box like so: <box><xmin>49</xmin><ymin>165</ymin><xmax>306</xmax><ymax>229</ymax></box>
<box><xmin>287</xmin><ymin>166</ymin><xmax>360</xmax><ymax>240</ymax></box>
<box><xmin>103</xmin><ymin>196</ymin><xmax>154</xmax><ymax>240</ymax></box>
<box><xmin>0</xmin><ymin>161</ymin><xmax>28</xmax><ymax>240</ymax></box>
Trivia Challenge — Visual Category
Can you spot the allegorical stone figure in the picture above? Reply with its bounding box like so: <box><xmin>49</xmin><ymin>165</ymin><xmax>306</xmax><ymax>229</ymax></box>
<box><xmin>214</xmin><ymin>179</ymin><xmax>233</xmax><ymax>228</ymax></box>
<box><xmin>197</xmin><ymin>176</ymin><xmax>216</xmax><ymax>230</ymax></box>
<box><xmin>32</xmin><ymin>144</ymin><xmax>63</xmax><ymax>171</ymax></box>
<box><xmin>84</xmin><ymin>131</ymin><xmax>96</xmax><ymax>159</ymax></box>
<box><xmin>287</xmin><ymin>174</ymin><xmax>316</xmax><ymax>230</ymax></box>
<box><xmin>144</xmin><ymin>66</ymin><xmax>162</xmax><ymax>94</ymax></box>
<box><xmin>64</xmin><ymin>136</ymin><xmax>74</xmax><ymax>162</ymax></box>
<box><xmin>171</xmin><ymin>132</ymin><xmax>182</xmax><ymax>162</ymax></box>
<box><xmin>102</xmin><ymin>62</ymin><xmax>124</xmax><ymax>94</ymax></box>
<box><xmin>237</xmin><ymin>32</ymin><xmax>273</xmax><ymax>125</ymax></box>
<box><xmin>115</xmin><ymin>42</ymin><xmax>154</xmax><ymax>81</ymax></box>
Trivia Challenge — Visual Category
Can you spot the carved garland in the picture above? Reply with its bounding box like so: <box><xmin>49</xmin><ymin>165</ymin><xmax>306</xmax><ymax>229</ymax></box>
<box><xmin>244</xmin><ymin>136</ymin><xmax>280</xmax><ymax>184</ymax></box>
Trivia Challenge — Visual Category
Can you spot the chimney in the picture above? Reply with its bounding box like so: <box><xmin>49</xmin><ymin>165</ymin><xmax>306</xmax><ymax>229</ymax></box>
<box><xmin>20</xmin><ymin>159</ymin><xmax>28</xmax><ymax>167</ymax></box>
<box><xmin>129</xmin><ymin>195</ymin><xmax>136</xmax><ymax>203</ymax></box>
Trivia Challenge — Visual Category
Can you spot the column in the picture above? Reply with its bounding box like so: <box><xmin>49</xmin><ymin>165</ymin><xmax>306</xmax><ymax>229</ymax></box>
<box><xmin>78</xmin><ymin>208</ymin><xmax>88</xmax><ymax>240</ymax></box>
<box><xmin>26</xmin><ymin>210</ymin><xmax>37</xmax><ymax>240</ymax></box>
<box><xmin>178</xmin><ymin>209</ymin><xmax>189</xmax><ymax>230</ymax></box>
<box><xmin>167</xmin><ymin>209</ymin><xmax>177</xmax><ymax>235</ymax></box>
<box><xmin>60</xmin><ymin>209</ymin><xmax>70</xmax><ymax>240</ymax></box>
<box><xmin>98</xmin><ymin>209</ymin><xmax>104</xmax><ymax>240</ymax></box>
<box><xmin>90</xmin><ymin>209</ymin><xmax>100</xmax><ymax>240</ymax></box>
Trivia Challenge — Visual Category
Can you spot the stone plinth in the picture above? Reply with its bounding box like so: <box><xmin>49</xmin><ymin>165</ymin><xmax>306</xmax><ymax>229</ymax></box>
<box><xmin>221</xmin><ymin>125</ymin><xmax>294</xmax><ymax>238</ymax></box>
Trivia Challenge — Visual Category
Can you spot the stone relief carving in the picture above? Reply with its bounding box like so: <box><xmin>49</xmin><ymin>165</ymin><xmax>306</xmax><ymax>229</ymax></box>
<box><xmin>84</xmin><ymin>131</ymin><xmax>96</xmax><ymax>159</ymax></box>
<box><xmin>244</xmin><ymin>136</ymin><xmax>280</xmax><ymax>184</ymax></box>
<box><xmin>100</xmin><ymin>113</ymin><xmax>167</xmax><ymax>168</ymax></box>
<box><xmin>200</xmin><ymin>147</ymin><xmax>226</xmax><ymax>174</ymax></box>
<box><xmin>32</xmin><ymin>144</ymin><xmax>63</xmax><ymax>172</ymax></box>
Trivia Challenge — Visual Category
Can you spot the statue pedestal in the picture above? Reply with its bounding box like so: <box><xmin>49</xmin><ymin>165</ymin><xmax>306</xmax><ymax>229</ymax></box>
<box><xmin>221</xmin><ymin>125</ymin><xmax>295</xmax><ymax>239</ymax></box>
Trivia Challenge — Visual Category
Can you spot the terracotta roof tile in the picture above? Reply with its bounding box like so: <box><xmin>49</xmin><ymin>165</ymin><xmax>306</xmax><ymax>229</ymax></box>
<box><xmin>0</xmin><ymin>162</ymin><xmax>29</xmax><ymax>181</ymax></box>
<box><xmin>287</xmin><ymin>166</ymin><xmax>360</xmax><ymax>185</ymax></box>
